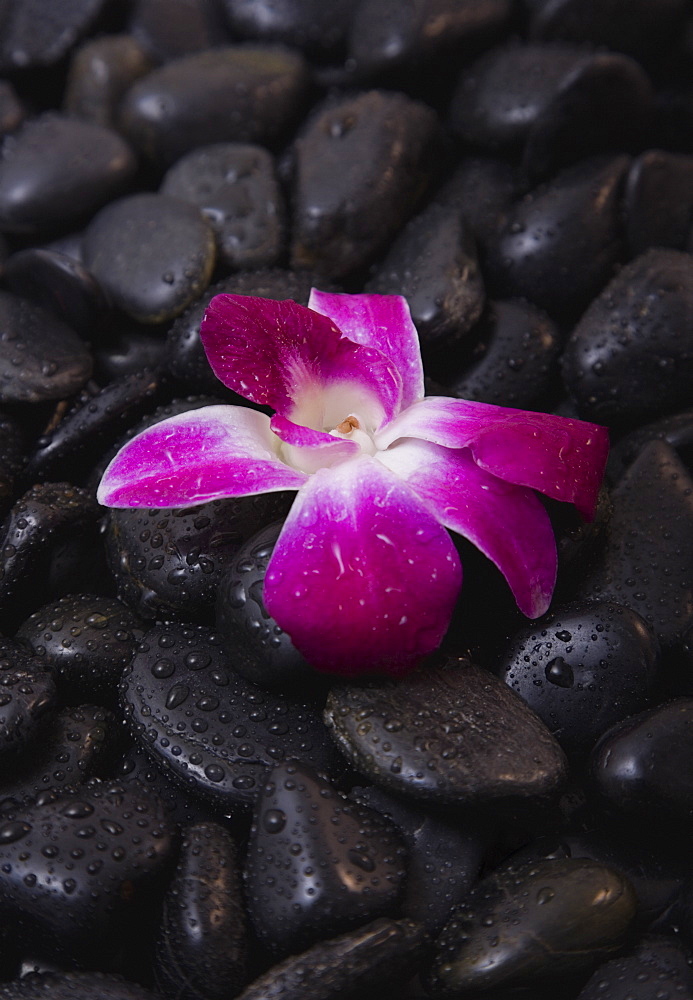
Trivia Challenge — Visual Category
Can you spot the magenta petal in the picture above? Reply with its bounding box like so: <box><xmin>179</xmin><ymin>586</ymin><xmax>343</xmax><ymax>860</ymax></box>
<box><xmin>379</xmin><ymin>440</ymin><xmax>557</xmax><ymax>618</ymax></box>
<box><xmin>308</xmin><ymin>289</ymin><xmax>424</xmax><ymax>410</ymax></box>
<box><xmin>97</xmin><ymin>405</ymin><xmax>307</xmax><ymax>508</ymax></box>
<box><xmin>263</xmin><ymin>456</ymin><xmax>462</xmax><ymax>676</ymax></box>
<box><xmin>199</xmin><ymin>294</ymin><xmax>402</xmax><ymax>428</ymax></box>
<box><xmin>270</xmin><ymin>413</ymin><xmax>360</xmax><ymax>473</ymax></box>
<box><xmin>377</xmin><ymin>397</ymin><xmax>609</xmax><ymax>519</ymax></box>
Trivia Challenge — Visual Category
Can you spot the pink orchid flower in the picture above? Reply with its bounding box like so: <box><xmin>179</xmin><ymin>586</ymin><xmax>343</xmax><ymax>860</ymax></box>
<box><xmin>98</xmin><ymin>290</ymin><xmax>608</xmax><ymax>676</ymax></box>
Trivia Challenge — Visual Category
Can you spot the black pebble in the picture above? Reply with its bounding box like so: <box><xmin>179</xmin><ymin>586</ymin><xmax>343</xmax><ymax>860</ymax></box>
<box><xmin>0</xmin><ymin>0</ymin><xmax>109</xmax><ymax>72</ymax></box>
<box><xmin>625</xmin><ymin>150</ymin><xmax>693</xmax><ymax>257</ymax></box>
<box><xmin>576</xmin><ymin>936</ymin><xmax>693</xmax><ymax>1000</ymax></box>
<box><xmin>224</xmin><ymin>0</ymin><xmax>354</xmax><ymax>53</ymax></box>
<box><xmin>64</xmin><ymin>34</ymin><xmax>155</xmax><ymax>130</ymax></box>
<box><xmin>0</xmin><ymin>639</ymin><xmax>56</xmax><ymax>756</ymax></box>
<box><xmin>83</xmin><ymin>193</ymin><xmax>217</xmax><ymax>324</ymax></box>
<box><xmin>129</xmin><ymin>0</ymin><xmax>231</xmax><ymax>62</ymax></box>
<box><xmin>244</xmin><ymin>760</ymin><xmax>407</xmax><ymax>956</ymax></box>
<box><xmin>0</xmin><ymin>970</ymin><xmax>163</xmax><ymax>999</ymax></box>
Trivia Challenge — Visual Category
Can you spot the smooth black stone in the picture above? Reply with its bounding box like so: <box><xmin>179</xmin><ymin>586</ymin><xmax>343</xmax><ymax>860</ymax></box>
<box><xmin>576</xmin><ymin>937</ymin><xmax>693</xmax><ymax>1000</ymax></box>
<box><xmin>16</xmin><ymin>594</ymin><xmax>146</xmax><ymax>706</ymax></box>
<box><xmin>487</xmin><ymin>155</ymin><xmax>628</xmax><ymax>320</ymax></box>
<box><xmin>244</xmin><ymin>761</ymin><xmax>406</xmax><ymax>956</ymax></box>
<box><xmin>129</xmin><ymin>0</ymin><xmax>231</xmax><ymax>61</ymax></box>
<box><xmin>117</xmin><ymin>743</ymin><xmax>214</xmax><ymax>830</ymax></box>
<box><xmin>607</xmin><ymin>409</ymin><xmax>693</xmax><ymax>484</ymax></box>
<box><xmin>0</xmin><ymin>413</ymin><xmax>24</xmax><ymax>518</ymax></box>
<box><xmin>154</xmin><ymin>823</ymin><xmax>247</xmax><ymax>1000</ymax></box>
<box><xmin>216</xmin><ymin>521</ymin><xmax>313</xmax><ymax>691</ymax></box>
<box><xmin>434</xmin><ymin>298</ymin><xmax>561</xmax><ymax>409</ymax></box>
<box><xmin>324</xmin><ymin>659</ymin><xmax>568</xmax><ymax>807</ymax></box>
<box><xmin>434</xmin><ymin>156</ymin><xmax>519</xmax><ymax>253</ymax></box>
<box><xmin>0</xmin><ymin>81</ymin><xmax>23</xmax><ymax>137</ymax></box>
<box><xmin>83</xmin><ymin>193</ymin><xmax>216</xmax><ymax>324</ymax></box>
<box><xmin>24</xmin><ymin>369</ymin><xmax>164</xmax><ymax>484</ymax></box>
<box><xmin>625</xmin><ymin>151</ymin><xmax>693</xmax><ymax>257</ymax></box>
<box><xmin>427</xmin><ymin>858</ymin><xmax>637</xmax><ymax>994</ymax></box>
<box><xmin>0</xmin><ymin>115</ymin><xmax>136</xmax><ymax>235</ymax></box>
<box><xmin>353</xmin><ymin>785</ymin><xmax>484</xmax><ymax>934</ymax></box>
<box><xmin>496</xmin><ymin>602</ymin><xmax>660</xmax><ymax>759</ymax></box>
<box><xmin>0</xmin><ymin>484</ymin><xmax>100</xmax><ymax>627</ymax></box>
<box><xmin>581</xmin><ymin>441</ymin><xmax>693</xmax><ymax>650</ymax></box>
<box><xmin>0</xmin><ymin>705</ymin><xmax>116</xmax><ymax>812</ymax></box>
<box><xmin>0</xmin><ymin>291</ymin><xmax>92</xmax><ymax>404</ymax></box>
<box><xmin>0</xmin><ymin>0</ymin><xmax>109</xmax><ymax>71</ymax></box>
<box><xmin>119</xmin><ymin>46</ymin><xmax>310</xmax><ymax>166</ymax></box>
<box><xmin>0</xmin><ymin>778</ymin><xmax>173</xmax><ymax>963</ymax></box>
<box><xmin>3</xmin><ymin>249</ymin><xmax>108</xmax><ymax>339</ymax></box>
<box><xmin>223</xmin><ymin>0</ymin><xmax>353</xmax><ymax>52</ymax></box>
<box><xmin>366</xmin><ymin>198</ymin><xmax>484</xmax><ymax>350</ymax></box>
<box><xmin>93</xmin><ymin>325</ymin><xmax>168</xmax><ymax>385</ymax></box>
<box><xmin>161</xmin><ymin>143</ymin><xmax>285</xmax><ymax>271</ymax></box>
<box><xmin>591</xmin><ymin>699</ymin><xmax>693</xmax><ymax>824</ymax></box>
<box><xmin>0</xmin><ymin>639</ymin><xmax>56</xmax><ymax>756</ymax></box>
<box><xmin>290</xmin><ymin>90</ymin><xmax>440</xmax><ymax>278</ymax></box>
<box><xmin>105</xmin><ymin>491</ymin><xmax>291</xmax><ymax>623</ymax></box>
<box><xmin>526</xmin><ymin>0</ymin><xmax>689</xmax><ymax>62</ymax></box>
<box><xmin>165</xmin><ymin>269</ymin><xmax>337</xmax><ymax>395</ymax></box>
<box><xmin>122</xmin><ymin>622</ymin><xmax>340</xmax><ymax>809</ymax></box>
<box><xmin>349</xmin><ymin>0</ymin><xmax>512</xmax><ymax>76</ymax></box>
<box><xmin>561</xmin><ymin>249</ymin><xmax>693</xmax><ymax>426</ymax></box>
<box><xmin>64</xmin><ymin>34</ymin><xmax>154</xmax><ymax>130</ymax></box>
<box><xmin>0</xmin><ymin>971</ymin><xmax>163</xmax><ymax>999</ymax></box>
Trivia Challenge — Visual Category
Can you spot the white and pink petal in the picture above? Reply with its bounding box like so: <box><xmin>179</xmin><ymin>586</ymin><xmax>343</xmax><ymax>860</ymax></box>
<box><xmin>263</xmin><ymin>456</ymin><xmax>462</xmax><ymax>676</ymax></box>
<box><xmin>97</xmin><ymin>405</ymin><xmax>307</xmax><ymax>508</ymax></box>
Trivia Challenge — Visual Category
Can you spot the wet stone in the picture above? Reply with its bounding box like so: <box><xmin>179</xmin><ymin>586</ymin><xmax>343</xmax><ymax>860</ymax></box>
<box><xmin>367</xmin><ymin>199</ymin><xmax>484</xmax><ymax>352</ymax></box>
<box><xmin>608</xmin><ymin>408</ymin><xmax>693</xmax><ymax>483</ymax></box>
<box><xmin>576</xmin><ymin>936</ymin><xmax>693</xmax><ymax>1000</ymax></box>
<box><xmin>129</xmin><ymin>0</ymin><xmax>231</xmax><ymax>61</ymax></box>
<box><xmin>161</xmin><ymin>144</ymin><xmax>285</xmax><ymax>272</ymax></box>
<box><xmin>64</xmin><ymin>34</ymin><xmax>155</xmax><ymax>130</ymax></box>
<box><xmin>591</xmin><ymin>699</ymin><xmax>693</xmax><ymax>825</ymax></box>
<box><xmin>121</xmin><ymin>623</ymin><xmax>340</xmax><ymax>809</ymax></box>
<box><xmin>433</xmin><ymin>298</ymin><xmax>562</xmax><ymax>409</ymax></box>
<box><xmin>435</xmin><ymin>155</ymin><xmax>519</xmax><ymax>254</ymax></box>
<box><xmin>16</xmin><ymin>594</ymin><xmax>146</xmax><ymax>707</ymax></box>
<box><xmin>0</xmin><ymin>0</ymin><xmax>109</xmax><ymax>72</ymax></box>
<box><xmin>0</xmin><ymin>291</ymin><xmax>92</xmax><ymax>404</ymax></box>
<box><xmin>244</xmin><ymin>761</ymin><xmax>406</xmax><ymax>956</ymax></box>
<box><xmin>324</xmin><ymin>659</ymin><xmax>568</xmax><ymax>807</ymax></box>
<box><xmin>291</xmin><ymin>90</ymin><xmax>440</xmax><ymax>278</ymax></box>
<box><xmin>93</xmin><ymin>324</ymin><xmax>168</xmax><ymax>385</ymax></box>
<box><xmin>0</xmin><ymin>778</ymin><xmax>173</xmax><ymax>964</ymax></box>
<box><xmin>496</xmin><ymin>602</ymin><xmax>660</xmax><ymax>759</ymax></box>
<box><xmin>0</xmin><ymin>114</ymin><xmax>136</xmax><ymax>235</ymax></box>
<box><xmin>625</xmin><ymin>150</ymin><xmax>693</xmax><ymax>257</ymax></box>
<box><xmin>0</xmin><ymin>705</ymin><xmax>116</xmax><ymax>813</ymax></box>
<box><xmin>119</xmin><ymin>46</ymin><xmax>310</xmax><ymax>166</ymax></box>
<box><xmin>0</xmin><ymin>638</ymin><xmax>56</xmax><ymax>756</ymax></box>
<box><xmin>0</xmin><ymin>971</ymin><xmax>164</xmax><ymax>999</ymax></box>
<box><xmin>83</xmin><ymin>193</ymin><xmax>216</xmax><ymax>324</ymax></box>
<box><xmin>216</xmin><ymin>521</ymin><xmax>313</xmax><ymax>691</ymax></box>
<box><xmin>0</xmin><ymin>81</ymin><xmax>24</xmax><ymax>137</ymax></box>
<box><xmin>562</xmin><ymin>248</ymin><xmax>693</xmax><ymax>427</ymax></box>
<box><xmin>580</xmin><ymin>440</ymin><xmax>693</xmax><ymax>649</ymax></box>
<box><xmin>117</xmin><ymin>743</ymin><xmax>212</xmax><ymax>831</ymax></box>
<box><xmin>105</xmin><ymin>490</ymin><xmax>291</xmax><ymax>623</ymax></box>
<box><xmin>154</xmin><ymin>822</ymin><xmax>246</xmax><ymax>1000</ymax></box>
<box><xmin>488</xmin><ymin>155</ymin><xmax>628</xmax><ymax>320</ymax></box>
<box><xmin>427</xmin><ymin>858</ymin><xmax>637</xmax><ymax>994</ymax></box>
<box><xmin>224</xmin><ymin>0</ymin><xmax>354</xmax><ymax>53</ymax></box>
<box><xmin>0</xmin><ymin>413</ymin><xmax>24</xmax><ymax>519</ymax></box>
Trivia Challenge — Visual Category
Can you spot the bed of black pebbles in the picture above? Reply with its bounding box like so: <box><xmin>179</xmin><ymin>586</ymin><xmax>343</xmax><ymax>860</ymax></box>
<box><xmin>4</xmin><ymin>0</ymin><xmax>693</xmax><ymax>998</ymax></box>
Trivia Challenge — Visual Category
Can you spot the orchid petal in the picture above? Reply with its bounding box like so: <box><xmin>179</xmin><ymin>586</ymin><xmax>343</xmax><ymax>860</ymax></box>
<box><xmin>308</xmin><ymin>289</ymin><xmax>425</xmax><ymax>411</ymax></box>
<box><xmin>200</xmin><ymin>294</ymin><xmax>403</xmax><ymax>429</ymax></box>
<box><xmin>379</xmin><ymin>439</ymin><xmax>557</xmax><ymax>618</ymax></box>
<box><xmin>270</xmin><ymin>413</ymin><xmax>360</xmax><ymax>474</ymax></box>
<box><xmin>263</xmin><ymin>456</ymin><xmax>462</xmax><ymax>676</ymax></box>
<box><xmin>97</xmin><ymin>405</ymin><xmax>306</xmax><ymax>508</ymax></box>
<box><xmin>377</xmin><ymin>397</ymin><xmax>608</xmax><ymax>519</ymax></box>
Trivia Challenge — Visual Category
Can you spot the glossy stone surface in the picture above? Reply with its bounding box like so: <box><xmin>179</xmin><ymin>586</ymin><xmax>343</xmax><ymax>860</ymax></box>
<box><xmin>64</xmin><ymin>34</ymin><xmax>154</xmax><ymax>129</ymax></box>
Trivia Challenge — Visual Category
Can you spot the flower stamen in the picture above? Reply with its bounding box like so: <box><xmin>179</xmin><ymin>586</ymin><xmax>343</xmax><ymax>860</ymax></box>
<box><xmin>336</xmin><ymin>415</ymin><xmax>360</xmax><ymax>434</ymax></box>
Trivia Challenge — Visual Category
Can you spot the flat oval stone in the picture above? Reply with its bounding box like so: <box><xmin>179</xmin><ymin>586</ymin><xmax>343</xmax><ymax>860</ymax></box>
<box><xmin>591</xmin><ymin>699</ymin><xmax>693</xmax><ymax>823</ymax></box>
<box><xmin>291</xmin><ymin>90</ymin><xmax>440</xmax><ymax>278</ymax></box>
<box><xmin>154</xmin><ymin>823</ymin><xmax>247</xmax><ymax>999</ymax></box>
<box><xmin>0</xmin><ymin>81</ymin><xmax>24</xmax><ymax>137</ymax></box>
<box><xmin>119</xmin><ymin>46</ymin><xmax>310</xmax><ymax>166</ymax></box>
<box><xmin>244</xmin><ymin>761</ymin><xmax>406</xmax><ymax>956</ymax></box>
<box><xmin>0</xmin><ymin>971</ymin><xmax>163</xmax><ymax>999</ymax></box>
<box><xmin>427</xmin><ymin>858</ymin><xmax>637</xmax><ymax>993</ymax></box>
<box><xmin>94</xmin><ymin>324</ymin><xmax>168</xmax><ymax>385</ymax></box>
<box><xmin>435</xmin><ymin>298</ymin><xmax>561</xmax><ymax>409</ymax></box>
<box><xmin>562</xmin><ymin>248</ymin><xmax>693</xmax><ymax>426</ymax></box>
<box><xmin>129</xmin><ymin>0</ymin><xmax>231</xmax><ymax>61</ymax></box>
<box><xmin>324</xmin><ymin>659</ymin><xmax>568</xmax><ymax>806</ymax></box>
<box><xmin>161</xmin><ymin>143</ymin><xmax>284</xmax><ymax>271</ymax></box>
<box><xmin>83</xmin><ymin>193</ymin><xmax>216</xmax><ymax>324</ymax></box>
<box><xmin>0</xmin><ymin>291</ymin><xmax>92</xmax><ymax>403</ymax></box>
<box><xmin>576</xmin><ymin>938</ymin><xmax>693</xmax><ymax>1000</ymax></box>
<box><xmin>0</xmin><ymin>638</ymin><xmax>56</xmax><ymax>755</ymax></box>
<box><xmin>0</xmin><ymin>114</ymin><xmax>136</xmax><ymax>235</ymax></box>
<box><xmin>0</xmin><ymin>0</ymin><xmax>109</xmax><ymax>71</ymax></box>
<box><xmin>625</xmin><ymin>151</ymin><xmax>693</xmax><ymax>257</ymax></box>
<box><xmin>224</xmin><ymin>0</ymin><xmax>354</xmax><ymax>52</ymax></box>
<box><xmin>496</xmin><ymin>601</ymin><xmax>660</xmax><ymax>759</ymax></box>
<box><xmin>122</xmin><ymin>622</ymin><xmax>340</xmax><ymax>808</ymax></box>
<box><xmin>434</xmin><ymin>155</ymin><xmax>519</xmax><ymax>252</ymax></box>
<box><xmin>64</xmin><ymin>34</ymin><xmax>155</xmax><ymax>129</ymax></box>
<box><xmin>367</xmin><ymin>198</ymin><xmax>484</xmax><ymax>351</ymax></box>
